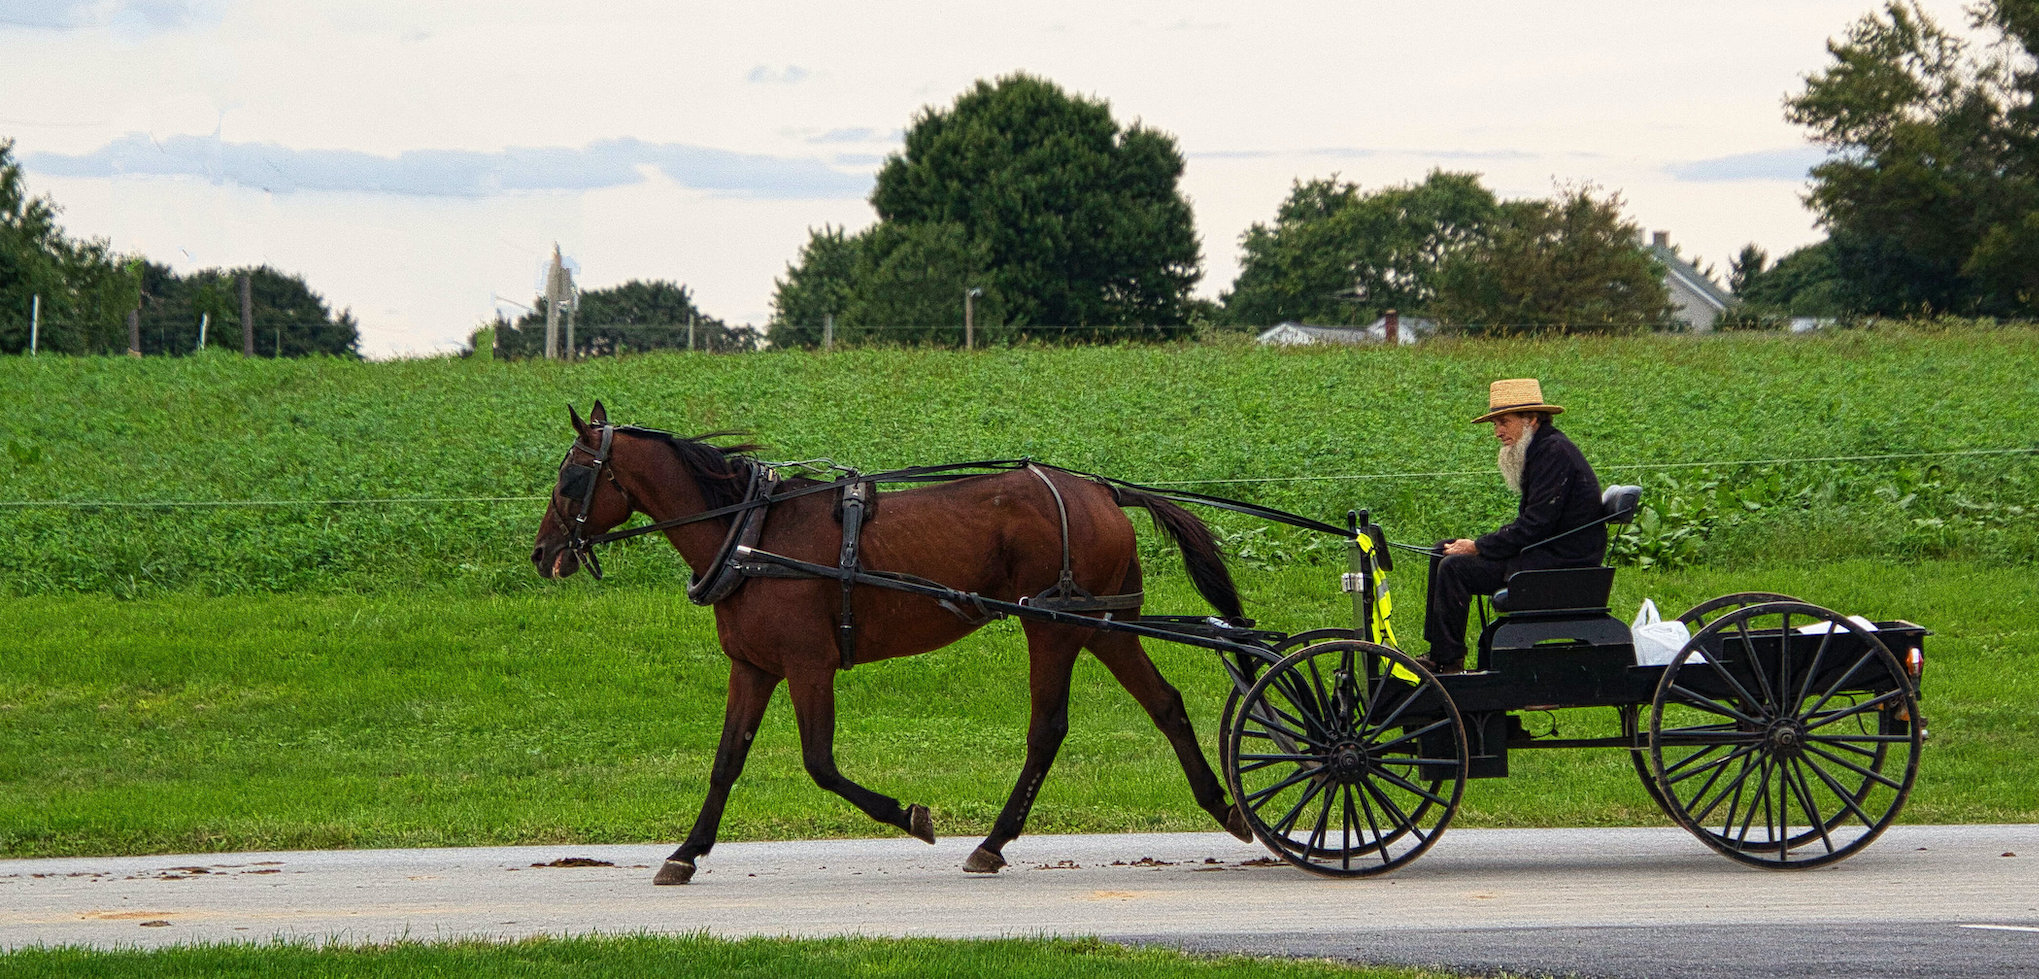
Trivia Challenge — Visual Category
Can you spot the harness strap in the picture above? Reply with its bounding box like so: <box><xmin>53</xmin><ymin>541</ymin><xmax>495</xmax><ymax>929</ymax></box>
<box><xmin>835</xmin><ymin>475</ymin><xmax>872</xmax><ymax>670</ymax></box>
<box><xmin>1020</xmin><ymin>464</ymin><xmax>1146</xmax><ymax>614</ymax></box>
<box><xmin>685</xmin><ymin>466</ymin><xmax>781</xmax><ymax>606</ymax></box>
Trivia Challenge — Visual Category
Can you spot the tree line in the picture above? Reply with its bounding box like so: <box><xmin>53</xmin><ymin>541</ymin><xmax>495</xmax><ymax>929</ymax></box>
<box><xmin>1</xmin><ymin>138</ymin><xmax>363</xmax><ymax>357</ymax></box>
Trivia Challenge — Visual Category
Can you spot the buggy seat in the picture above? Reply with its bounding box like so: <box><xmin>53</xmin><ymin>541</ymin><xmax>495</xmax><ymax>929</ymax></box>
<box><xmin>1478</xmin><ymin>485</ymin><xmax>1641</xmax><ymax>659</ymax></box>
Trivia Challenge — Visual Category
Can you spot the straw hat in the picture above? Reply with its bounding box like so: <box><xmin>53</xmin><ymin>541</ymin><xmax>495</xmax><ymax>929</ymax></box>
<box><xmin>1472</xmin><ymin>378</ymin><xmax>1565</xmax><ymax>424</ymax></box>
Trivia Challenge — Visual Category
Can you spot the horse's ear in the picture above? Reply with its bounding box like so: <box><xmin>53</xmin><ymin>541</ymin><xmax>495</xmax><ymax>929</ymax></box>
<box><xmin>568</xmin><ymin>404</ymin><xmax>587</xmax><ymax>436</ymax></box>
<box><xmin>590</xmin><ymin>400</ymin><xmax>609</xmax><ymax>426</ymax></box>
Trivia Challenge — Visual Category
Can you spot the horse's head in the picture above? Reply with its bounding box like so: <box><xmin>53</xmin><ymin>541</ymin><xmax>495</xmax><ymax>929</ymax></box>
<box><xmin>532</xmin><ymin>400</ymin><xmax>636</xmax><ymax>580</ymax></box>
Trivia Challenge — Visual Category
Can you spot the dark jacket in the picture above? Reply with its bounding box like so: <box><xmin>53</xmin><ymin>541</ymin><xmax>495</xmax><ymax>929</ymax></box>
<box><xmin>1475</xmin><ymin>424</ymin><xmax>1605</xmax><ymax>573</ymax></box>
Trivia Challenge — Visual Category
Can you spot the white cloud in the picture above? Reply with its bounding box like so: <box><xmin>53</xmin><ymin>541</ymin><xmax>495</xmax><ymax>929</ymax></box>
<box><xmin>26</xmin><ymin>134</ymin><xmax>873</xmax><ymax>199</ymax></box>
<box><xmin>0</xmin><ymin>0</ymin><xmax>221</xmax><ymax>33</ymax></box>
<box><xmin>1667</xmin><ymin>146</ymin><xmax>1828</xmax><ymax>183</ymax></box>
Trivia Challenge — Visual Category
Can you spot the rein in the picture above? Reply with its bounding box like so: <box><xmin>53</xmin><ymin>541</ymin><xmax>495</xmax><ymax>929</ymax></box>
<box><xmin>565</xmin><ymin>430</ymin><xmax>1355</xmax><ymax>549</ymax></box>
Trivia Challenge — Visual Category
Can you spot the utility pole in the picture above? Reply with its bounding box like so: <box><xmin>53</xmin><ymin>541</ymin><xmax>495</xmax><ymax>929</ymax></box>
<box><xmin>964</xmin><ymin>287</ymin><xmax>982</xmax><ymax>350</ymax></box>
<box><xmin>543</xmin><ymin>244</ymin><xmax>566</xmax><ymax>360</ymax></box>
<box><xmin>687</xmin><ymin>313</ymin><xmax>696</xmax><ymax>352</ymax></box>
<box><xmin>27</xmin><ymin>294</ymin><xmax>37</xmax><ymax>356</ymax></box>
<box><xmin>240</xmin><ymin>275</ymin><xmax>255</xmax><ymax>357</ymax></box>
<box><xmin>127</xmin><ymin>308</ymin><xmax>141</xmax><ymax>357</ymax></box>
<box><xmin>823</xmin><ymin>313</ymin><xmax>834</xmax><ymax>351</ymax></box>
<box><xmin>197</xmin><ymin>312</ymin><xmax>208</xmax><ymax>351</ymax></box>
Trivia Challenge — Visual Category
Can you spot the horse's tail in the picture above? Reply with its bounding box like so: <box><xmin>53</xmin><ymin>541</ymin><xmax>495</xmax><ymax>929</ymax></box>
<box><xmin>1114</xmin><ymin>488</ymin><xmax>1246</xmax><ymax>623</ymax></box>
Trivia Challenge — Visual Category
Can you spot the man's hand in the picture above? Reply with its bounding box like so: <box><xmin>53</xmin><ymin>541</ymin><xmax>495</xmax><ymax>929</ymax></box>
<box><xmin>1442</xmin><ymin>538</ymin><xmax>1478</xmax><ymax>557</ymax></box>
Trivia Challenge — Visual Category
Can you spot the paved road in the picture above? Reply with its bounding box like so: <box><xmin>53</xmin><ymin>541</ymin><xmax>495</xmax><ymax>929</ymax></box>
<box><xmin>3</xmin><ymin>826</ymin><xmax>2034</xmax><ymax>977</ymax></box>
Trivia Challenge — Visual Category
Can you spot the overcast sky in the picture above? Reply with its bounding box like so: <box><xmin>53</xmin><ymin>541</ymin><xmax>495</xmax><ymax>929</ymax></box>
<box><xmin>2</xmin><ymin>0</ymin><xmax>1976</xmax><ymax>357</ymax></box>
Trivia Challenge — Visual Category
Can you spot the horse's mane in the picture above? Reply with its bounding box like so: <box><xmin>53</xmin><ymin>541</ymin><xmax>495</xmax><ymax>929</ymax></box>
<box><xmin>621</xmin><ymin>427</ymin><xmax>763</xmax><ymax>511</ymax></box>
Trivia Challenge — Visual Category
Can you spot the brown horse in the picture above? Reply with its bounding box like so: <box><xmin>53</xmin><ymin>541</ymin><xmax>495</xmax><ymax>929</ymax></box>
<box><xmin>531</xmin><ymin>402</ymin><xmax>1252</xmax><ymax>885</ymax></box>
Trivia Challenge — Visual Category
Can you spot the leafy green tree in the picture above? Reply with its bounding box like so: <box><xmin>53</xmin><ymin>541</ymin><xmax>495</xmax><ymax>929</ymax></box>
<box><xmin>870</xmin><ymin>73</ymin><xmax>1202</xmax><ymax>336</ymax></box>
<box><xmin>1222</xmin><ymin>171</ymin><xmax>1499</xmax><ymax>326</ymax></box>
<box><xmin>0</xmin><ymin>137</ymin><xmax>139</xmax><ymax>354</ymax></box>
<box><xmin>767</xmin><ymin>225</ymin><xmax>864</xmax><ymax>349</ymax></box>
<box><xmin>137</xmin><ymin>264</ymin><xmax>361</xmax><ymax>358</ymax></box>
<box><xmin>1787</xmin><ymin>0</ymin><xmax>2039</xmax><ymax>316</ymax></box>
<box><xmin>496</xmin><ymin>279</ymin><xmax>752</xmax><ymax>358</ymax></box>
<box><xmin>1736</xmin><ymin>240</ymin><xmax>1850</xmax><ymax>317</ymax></box>
<box><xmin>837</xmin><ymin>222</ymin><xmax>1005</xmax><ymax>346</ymax></box>
<box><xmin>1430</xmin><ymin>186</ymin><xmax>1671</xmax><ymax>334</ymax></box>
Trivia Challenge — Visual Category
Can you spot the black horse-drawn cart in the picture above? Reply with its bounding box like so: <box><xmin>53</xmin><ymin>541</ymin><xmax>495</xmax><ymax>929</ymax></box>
<box><xmin>1191</xmin><ymin>506</ymin><xmax>1928</xmax><ymax>878</ymax></box>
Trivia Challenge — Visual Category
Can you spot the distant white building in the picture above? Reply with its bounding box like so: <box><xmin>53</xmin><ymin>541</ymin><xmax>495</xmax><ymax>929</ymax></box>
<box><xmin>1645</xmin><ymin>231</ymin><xmax>1735</xmax><ymax>331</ymax></box>
<box><xmin>1257</xmin><ymin>310</ymin><xmax>1434</xmax><ymax>346</ymax></box>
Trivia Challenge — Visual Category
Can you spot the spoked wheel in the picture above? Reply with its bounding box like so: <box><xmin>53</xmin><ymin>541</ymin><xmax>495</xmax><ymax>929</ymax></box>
<box><xmin>1648</xmin><ymin>601</ymin><xmax>1921</xmax><ymax>869</ymax></box>
<box><xmin>1677</xmin><ymin>592</ymin><xmax>1801</xmax><ymax>631</ymax></box>
<box><xmin>1219</xmin><ymin>629</ymin><xmax>1359</xmax><ymax>774</ymax></box>
<box><xmin>1225</xmin><ymin>640</ymin><xmax>1466</xmax><ymax>877</ymax></box>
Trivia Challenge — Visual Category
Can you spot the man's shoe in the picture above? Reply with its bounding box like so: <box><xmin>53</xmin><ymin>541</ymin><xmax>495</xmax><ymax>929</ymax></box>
<box><xmin>1412</xmin><ymin>655</ymin><xmax>1466</xmax><ymax>676</ymax></box>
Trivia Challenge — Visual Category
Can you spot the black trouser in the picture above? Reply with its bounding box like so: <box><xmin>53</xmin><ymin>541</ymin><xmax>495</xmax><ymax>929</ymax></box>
<box><xmin>1423</xmin><ymin>547</ymin><xmax>1510</xmax><ymax>669</ymax></box>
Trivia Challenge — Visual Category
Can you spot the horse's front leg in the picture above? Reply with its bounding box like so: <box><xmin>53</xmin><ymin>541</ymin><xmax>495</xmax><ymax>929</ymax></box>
<box><xmin>785</xmin><ymin>671</ymin><xmax>936</xmax><ymax>844</ymax></box>
<box><xmin>656</xmin><ymin>658</ymin><xmax>779</xmax><ymax>885</ymax></box>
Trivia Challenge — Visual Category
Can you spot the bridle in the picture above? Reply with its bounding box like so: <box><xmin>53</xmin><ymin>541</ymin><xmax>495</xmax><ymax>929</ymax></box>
<box><xmin>550</xmin><ymin>423</ymin><xmax>631</xmax><ymax>580</ymax></box>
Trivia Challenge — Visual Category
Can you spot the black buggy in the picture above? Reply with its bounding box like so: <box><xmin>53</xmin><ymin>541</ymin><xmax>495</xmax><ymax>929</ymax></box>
<box><xmin>1160</xmin><ymin>491</ymin><xmax>1930</xmax><ymax>878</ymax></box>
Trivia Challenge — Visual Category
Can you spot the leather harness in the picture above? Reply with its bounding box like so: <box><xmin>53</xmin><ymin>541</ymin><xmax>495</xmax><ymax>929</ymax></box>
<box><xmin>555</xmin><ymin>426</ymin><xmax>1151</xmax><ymax>672</ymax></box>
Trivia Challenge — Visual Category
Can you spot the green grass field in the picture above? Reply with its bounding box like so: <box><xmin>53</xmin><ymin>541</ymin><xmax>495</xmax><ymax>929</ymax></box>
<box><xmin>0</xmin><ymin>934</ymin><xmax>1445</xmax><ymax>979</ymax></box>
<box><xmin>1</xmin><ymin>329</ymin><xmax>2034</xmax><ymax>860</ymax></box>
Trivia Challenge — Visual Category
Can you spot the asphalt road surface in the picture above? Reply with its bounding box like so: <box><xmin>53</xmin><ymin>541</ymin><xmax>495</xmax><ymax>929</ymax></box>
<box><xmin>3</xmin><ymin>825</ymin><xmax>2034</xmax><ymax>978</ymax></box>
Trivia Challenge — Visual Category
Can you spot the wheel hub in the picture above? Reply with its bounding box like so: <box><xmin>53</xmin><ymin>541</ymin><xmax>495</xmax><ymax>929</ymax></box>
<box><xmin>1765</xmin><ymin>719</ymin><xmax>1808</xmax><ymax>758</ymax></box>
<box><xmin>1329</xmin><ymin>742</ymin><xmax>1369</xmax><ymax>783</ymax></box>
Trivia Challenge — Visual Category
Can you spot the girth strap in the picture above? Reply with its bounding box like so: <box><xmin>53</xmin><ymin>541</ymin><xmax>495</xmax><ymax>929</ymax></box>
<box><xmin>834</xmin><ymin>475</ymin><xmax>872</xmax><ymax>670</ymax></box>
<box><xmin>1021</xmin><ymin>464</ymin><xmax>1145</xmax><ymax>614</ymax></box>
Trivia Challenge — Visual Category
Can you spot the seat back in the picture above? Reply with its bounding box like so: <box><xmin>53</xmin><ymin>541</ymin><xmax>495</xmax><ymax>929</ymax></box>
<box><xmin>1491</xmin><ymin>566</ymin><xmax>1616</xmax><ymax>614</ymax></box>
<box><xmin>1603</xmin><ymin>484</ymin><xmax>1642</xmax><ymax>525</ymax></box>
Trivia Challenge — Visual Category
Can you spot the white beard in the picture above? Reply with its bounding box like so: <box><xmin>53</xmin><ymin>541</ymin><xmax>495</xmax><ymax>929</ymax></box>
<box><xmin>1498</xmin><ymin>428</ymin><xmax>1534</xmax><ymax>494</ymax></box>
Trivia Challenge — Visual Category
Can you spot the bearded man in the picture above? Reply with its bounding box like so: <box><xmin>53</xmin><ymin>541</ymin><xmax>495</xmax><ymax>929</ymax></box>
<box><xmin>1421</xmin><ymin>378</ymin><xmax>1606</xmax><ymax>673</ymax></box>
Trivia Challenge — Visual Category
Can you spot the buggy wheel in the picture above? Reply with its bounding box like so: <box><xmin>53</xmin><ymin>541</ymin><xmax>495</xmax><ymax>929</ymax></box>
<box><xmin>1225</xmin><ymin>640</ymin><xmax>1465</xmax><ymax>877</ymax></box>
<box><xmin>1648</xmin><ymin>602</ymin><xmax>1921</xmax><ymax>869</ymax></box>
<box><xmin>1677</xmin><ymin>592</ymin><xmax>1801</xmax><ymax>631</ymax></box>
<box><xmin>1220</xmin><ymin>629</ymin><xmax>1360</xmax><ymax>774</ymax></box>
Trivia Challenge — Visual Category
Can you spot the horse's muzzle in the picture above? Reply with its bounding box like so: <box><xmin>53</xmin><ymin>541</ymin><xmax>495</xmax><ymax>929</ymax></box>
<box><xmin>533</xmin><ymin>543</ymin><xmax>580</xmax><ymax>579</ymax></box>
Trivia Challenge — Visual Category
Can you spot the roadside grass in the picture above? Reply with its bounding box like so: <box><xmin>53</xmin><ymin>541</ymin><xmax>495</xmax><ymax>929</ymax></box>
<box><xmin>0</xmin><ymin>934</ymin><xmax>1447</xmax><ymax>979</ymax></box>
<box><xmin>1</xmin><ymin>327</ymin><xmax>2034</xmax><ymax>597</ymax></box>
<box><xmin>3</xmin><ymin>559</ymin><xmax>2029</xmax><ymax>858</ymax></box>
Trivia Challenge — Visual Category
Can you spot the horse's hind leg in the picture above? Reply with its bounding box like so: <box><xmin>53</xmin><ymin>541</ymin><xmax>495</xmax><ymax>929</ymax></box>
<box><xmin>1087</xmin><ymin>627</ymin><xmax>1254</xmax><ymax>843</ymax></box>
<box><xmin>963</xmin><ymin>625</ymin><xmax>1083</xmax><ymax>874</ymax></box>
<box><xmin>656</xmin><ymin>659</ymin><xmax>778</xmax><ymax>885</ymax></box>
<box><xmin>785</xmin><ymin>671</ymin><xmax>936</xmax><ymax>844</ymax></box>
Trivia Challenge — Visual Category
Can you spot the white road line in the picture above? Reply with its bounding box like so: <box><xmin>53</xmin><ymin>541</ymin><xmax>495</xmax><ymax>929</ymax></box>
<box><xmin>1959</xmin><ymin>925</ymin><xmax>2039</xmax><ymax>934</ymax></box>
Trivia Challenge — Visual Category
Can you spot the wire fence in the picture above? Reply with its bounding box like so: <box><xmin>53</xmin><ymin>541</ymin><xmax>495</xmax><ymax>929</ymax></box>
<box><xmin>4</xmin><ymin>446</ymin><xmax>2030</xmax><ymax>510</ymax></box>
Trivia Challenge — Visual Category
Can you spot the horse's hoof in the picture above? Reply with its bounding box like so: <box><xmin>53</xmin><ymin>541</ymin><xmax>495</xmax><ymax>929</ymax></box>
<box><xmin>652</xmin><ymin>859</ymin><xmax>696</xmax><ymax>885</ymax></box>
<box><xmin>962</xmin><ymin>845</ymin><xmax>1007</xmax><ymax>874</ymax></box>
<box><xmin>1224</xmin><ymin>805</ymin><xmax>1254</xmax><ymax>843</ymax></box>
<box><xmin>906</xmin><ymin>803</ymin><xmax>936</xmax><ymax>844</ymax></box>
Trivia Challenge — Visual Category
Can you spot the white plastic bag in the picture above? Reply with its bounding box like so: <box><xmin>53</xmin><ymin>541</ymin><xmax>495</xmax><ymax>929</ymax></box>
<box><xmin>1631</xmin><ymin>598</ymin><xmax>1693</xmax><ymax>666</ymax></box>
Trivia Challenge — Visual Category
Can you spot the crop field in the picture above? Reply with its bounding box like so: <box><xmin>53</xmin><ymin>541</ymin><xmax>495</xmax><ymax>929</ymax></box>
<box><xmin>1</xmin><ymin>325</ymin><xmax>2035</xmax><ymax>858</ymax></box>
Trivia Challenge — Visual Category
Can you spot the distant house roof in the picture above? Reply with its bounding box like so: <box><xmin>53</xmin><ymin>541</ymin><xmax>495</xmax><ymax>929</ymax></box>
<box><xmin>1646</xmin><ymin>231</ymin><xmax>1735</xmax><ymax>331</ymax></box>
<box><xmin>1256</xmin><ymin>315</ymin><xmax>1434</xmax><ymax>346</ymax></box>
